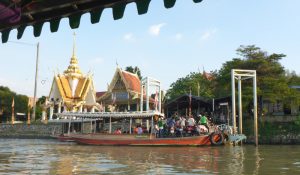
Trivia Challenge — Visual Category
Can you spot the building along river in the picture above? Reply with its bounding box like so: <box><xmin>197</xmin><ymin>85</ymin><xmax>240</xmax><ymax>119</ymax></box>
<box><xmin>0</xmin><ymin>139</ymin><xmax>299</xmax><ymax>174</ymax></box>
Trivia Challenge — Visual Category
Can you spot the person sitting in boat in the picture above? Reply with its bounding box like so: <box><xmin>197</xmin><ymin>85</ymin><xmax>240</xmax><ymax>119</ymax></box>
<box><xmin>114</xmin><ymin>128</ymin><xmax>122</xmax><ymax>134</ymax></box>
<box><xmin>199</xmin><ymin>113</ymin><xmax>209</xmax><ymax>133</ymax></box>
<box><xmin>176</xmin><ymin>116</ymin><xmax>186</xmax><ymax>137</ymax></box>
<box><xmin>137</xmin><ymin>125</ymin><xmax>143</xmax><ymax>135</ymax></box>
<box><xmin>187</xmin><ymin>115</ymin><xmax>196</xmax><ymax>127</ymax></box>
<box><xmin>158</xmin><ymin>118</ymin><xmax>164</xmax><ymax>137</ymax></box>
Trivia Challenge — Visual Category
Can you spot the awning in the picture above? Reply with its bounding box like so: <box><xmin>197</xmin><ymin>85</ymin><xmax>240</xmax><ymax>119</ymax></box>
<box><xmin>0</xmin><ymin>0</ymin><xmax>203</xmax><ymax>43</ymax></box>
<box><xmin>56</xmin><ymin>111</ymin><xmax>164</xmax><ymax>119</ymax></box>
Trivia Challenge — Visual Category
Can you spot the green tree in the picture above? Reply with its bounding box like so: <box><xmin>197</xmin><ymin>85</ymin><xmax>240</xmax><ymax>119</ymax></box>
<box><xmin>35</xmin><ymin>96</ymin><xmax>47</xmax><ymax>120</ymax></box>
<box><xmin>215</xmin><ymin>45</ymin><xmax>300</xmax><ymax>115</ymax></box>
<box><xmin>125</xmin><ymin>66</ymin><xmax>142</xmax><ymax>80</ymax></box>
<box><xmin>0</xmin><ymin>86</ymin><xmax>28</xmax><ymax>122</ymax></box>
<box><xmin>165</xmin><ymin>71</ymin><xmax>216</xmax><ymax>100</ymax></box>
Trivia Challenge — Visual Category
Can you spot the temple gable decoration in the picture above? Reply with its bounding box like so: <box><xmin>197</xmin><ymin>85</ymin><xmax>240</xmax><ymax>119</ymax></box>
<box><xmin>47</xmin><ymin>36</ymin><xmax>98</xmax><ymax>120</ymax></box>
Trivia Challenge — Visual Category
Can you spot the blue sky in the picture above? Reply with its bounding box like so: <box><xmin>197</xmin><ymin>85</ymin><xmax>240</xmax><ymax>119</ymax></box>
<box><xmin>1</xmin><ymin>0</ymin><xmax>300</xmax><ymax>97</ymax></box>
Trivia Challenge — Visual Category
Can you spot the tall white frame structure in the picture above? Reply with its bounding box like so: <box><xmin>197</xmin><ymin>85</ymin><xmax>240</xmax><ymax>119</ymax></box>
<box><xmin>231</xmin><ymin>69</ymin><xmax>258</xmax><ymax>146</ymax></box>
<box><xmin>140</xmin><ymin>77</ymin><xmax>161</xmax><ymax>113</ymax></box>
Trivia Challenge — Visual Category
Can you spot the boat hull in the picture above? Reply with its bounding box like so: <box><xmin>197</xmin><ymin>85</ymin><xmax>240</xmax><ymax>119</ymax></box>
<box><xmin>51</xmin><ymin>134</ymin><xmax>75</xmax><ymax>142</ymax></box>
<box><xmin>71</xmin><ymin>134</ymin><xmax>213</xmax><ymax>146</ymax></box>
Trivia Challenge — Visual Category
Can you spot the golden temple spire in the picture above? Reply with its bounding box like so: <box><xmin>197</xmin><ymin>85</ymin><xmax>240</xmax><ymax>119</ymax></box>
<box><xmin>63</xmin><ymin>32</ymin><xmax>82</xmax><ymax>78</ymax></box>
<box><xmin>72</xmin><ymin>32</ymin><xmax>76</xmax><ymax>58</ymax></box>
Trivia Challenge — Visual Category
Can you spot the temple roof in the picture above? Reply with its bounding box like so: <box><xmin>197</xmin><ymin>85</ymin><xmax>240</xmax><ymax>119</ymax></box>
<box><xmin>54</xmin><ymin>75</ymin><xmax>92</xmax><ymax>102</ymax></box>
<box><xmin>97</xmin><ymin>67</ymin><xmax>141</xmax><ymax>101</ymax></box>
<box><xmin>120</xmin><ymin>69</ymin><xmax>141</xmax><ymax>93</ymax></box>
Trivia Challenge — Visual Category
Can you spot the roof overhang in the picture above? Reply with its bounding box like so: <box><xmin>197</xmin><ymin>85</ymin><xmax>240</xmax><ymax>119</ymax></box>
<box><xmin>0</xmin><ymin>0</ymin><xmax>203</xmax><ymax>43</ymax></box>
<box><xmin>56</xmin><ymin>111</ymin><xmax>164</xmax><ymax>119</ymax></box>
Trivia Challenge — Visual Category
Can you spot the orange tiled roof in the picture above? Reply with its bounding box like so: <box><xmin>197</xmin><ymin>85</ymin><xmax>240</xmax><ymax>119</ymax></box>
<box><xmin>121</xmin><ymin>70</ymin><xmax>141</xmax><ymax>93</ymax></box>
<box><xmin>96</xmin><ymin>91</ymin><xmax>106</xmax><ymax>99</ymax></box>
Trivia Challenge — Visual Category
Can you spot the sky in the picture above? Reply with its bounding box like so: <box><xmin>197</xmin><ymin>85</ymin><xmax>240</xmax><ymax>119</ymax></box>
<box><xmin>0</xmin><ymin>0</ymin><xmax>300</xmax><ymax>98</ymax></box>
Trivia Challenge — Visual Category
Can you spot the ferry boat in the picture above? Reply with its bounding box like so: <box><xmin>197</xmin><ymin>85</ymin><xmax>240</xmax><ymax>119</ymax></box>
<box><xmin>70</xmin><ymin>133</ymin><xmax>223</xmax><ymax>146</ymax></box>
<box><xmin>53</xmin><ymin>111</ymin><xmax>225</xmax><ymax>146</ymax></box>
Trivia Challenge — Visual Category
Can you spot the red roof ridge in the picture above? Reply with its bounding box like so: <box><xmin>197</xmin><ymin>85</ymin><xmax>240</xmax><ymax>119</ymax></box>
<box><xmin>121</xmin><ymin>69</ymin><xmax>139</xmax><ymax>77</ymax></box>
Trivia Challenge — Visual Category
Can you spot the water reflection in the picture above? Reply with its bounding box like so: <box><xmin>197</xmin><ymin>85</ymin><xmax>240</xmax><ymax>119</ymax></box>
<box><xmin>0</xmin><ymin>139</ymin><xmax>300</xmax><ymax>174</ymax></box>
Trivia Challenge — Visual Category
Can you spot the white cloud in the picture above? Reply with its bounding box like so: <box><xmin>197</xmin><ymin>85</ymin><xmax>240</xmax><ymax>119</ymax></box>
<box><xmin>149</xmin><ymin>23</ymin><xmax>166</xmax><ymax>36</ymax></box>
<box><xmin>174</xmin><ymin>33</ymin><xmax>183</xmax><ymax>40</ymax></box>
<box><xmin>88</xmin><ymin>57</ymin><xmax>104</xmax><ymax>65</ymax></box>
<box><xmin>123</xmin><ymin>33</ymin><xmax>135</xmax><ymax>41</ymax></box>
<box><xmin>201</xmin><ymin>28</ymin><xmax>218</xmax><ymax>40</ymax></box>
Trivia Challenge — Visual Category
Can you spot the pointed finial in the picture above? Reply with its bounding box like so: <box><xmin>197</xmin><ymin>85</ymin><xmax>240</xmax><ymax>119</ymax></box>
<box><xmin>116</xmin><ymin>59</ymin><xmax>119</xmax><ymax>68</ymax></box>
<box><xmin>72</xmin><ymin>32</ymin><xmax>76</xmax><ymax>57</ymax></box>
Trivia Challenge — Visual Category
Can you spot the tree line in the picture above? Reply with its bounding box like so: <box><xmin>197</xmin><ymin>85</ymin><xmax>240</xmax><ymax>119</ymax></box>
<box><xmin>166</xmin><ymin>45</ymin><xmax>300</xmax><ymax>115</ymax></box>
<box><xmin>1</xmin><ymin>45</ymin><xmax>300</xmax><ymax>121</ymax></box>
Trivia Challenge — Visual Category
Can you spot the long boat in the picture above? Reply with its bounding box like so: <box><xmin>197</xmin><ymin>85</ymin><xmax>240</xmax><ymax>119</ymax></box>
<box><xmin>53</xmin><ymin>111</ymin><xmax>225</xmax><ymax>146</ymax></box>
<box><xmin>70</xmin><ymin>133</ymin><xmax>224</xmax><ymax>146</ymax></box>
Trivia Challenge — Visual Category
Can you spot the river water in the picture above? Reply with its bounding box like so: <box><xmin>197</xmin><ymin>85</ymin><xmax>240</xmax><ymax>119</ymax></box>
<box><xmin>0</xmin><ymin>139</ymin><xmax>299</xmax><ymax>175</ymax></box>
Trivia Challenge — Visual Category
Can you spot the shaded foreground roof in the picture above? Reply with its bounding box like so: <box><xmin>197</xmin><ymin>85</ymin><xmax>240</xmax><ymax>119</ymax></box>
<box><xmin>0</xmin><ymin>0</ymin><xmax>203</xmax><ymax>43</ymax></box>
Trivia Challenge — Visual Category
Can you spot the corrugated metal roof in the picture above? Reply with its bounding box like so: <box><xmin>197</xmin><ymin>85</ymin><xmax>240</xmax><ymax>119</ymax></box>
<box><xmin>0</xmin><ymin>0</ymin><xmax>203</xmax><ymax>43</ymax></box>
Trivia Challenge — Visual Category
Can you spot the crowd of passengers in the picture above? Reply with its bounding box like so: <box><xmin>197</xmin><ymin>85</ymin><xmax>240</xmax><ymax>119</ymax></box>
<box><xmin>154</xmin><ymin>113</ymin><xmax>211</xmax><ymax>138</ymax></box>
<box><xmin>112</xmin><ymin>113</ymin><xmax>212</xmax><ymax>137</ymax></box>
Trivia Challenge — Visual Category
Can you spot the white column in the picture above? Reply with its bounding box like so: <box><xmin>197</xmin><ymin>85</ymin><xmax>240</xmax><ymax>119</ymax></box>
<box><xmin>146</xmin><ymin>119</ymin><xmax>149</xmax><ymax>132</ymax></box>
<box><xmin>146</xmin><ymin>78</ymin><xmax>149</xmax><ymax>111</ymax></box>
<box><xmin>68</xmin><ymin>117</ymin><xmax>71</xmax><ymax>135</ymax></box>
<box><xmin>238</xmin><ymin>76</ymin><xmax>243</xmax><ymax>134</ymax></box>
<box><xmin>49</xmin><ymin>106</ymin><xmax>54</xmax><ymax>120</ymax></box>
<box><xmin>231</xmin><ymin>69</ymin><xmax>236</xmax><ymax>134</ymax></box>
<box><xmin>84</xmin><ymin>108</ymin><xmax>87</xmax><ymax>112</ymax></box>
<box><xmin>91</xmin><ymin>107</ymin><xmax>95</xmax><ymax>113</ymax></box>
<box><xmin>140</xmin><ymin>85</ymin><xmax>144</xmax><ymax>112</ymax></box>
<box><xmin>129</xmin><ymin>118</ymin><xmax>132</xmax><ymax>134</ymax></box>
<box><xmin>253</xmin><ymin>72</ymin><xmax>258</xmax><ymax>146</ymax></box>
<box><xmin>158</xmin><ymin>86</ymin><xmax>162</xmax><ymax>113</ymax></box>
<box><xmin>58</xmin><ymin>102</ymin><xmax>61</xmax><ymax>113</ymax></box>
<box><xmin>79</xmin><ymin>105</ymin><xmax>83</xmax><ymax>112</ymax></box>
<box><xmin>42</xmin><ymin>110</ymin><xmax>46</xmax><ymax>120</ymax></box>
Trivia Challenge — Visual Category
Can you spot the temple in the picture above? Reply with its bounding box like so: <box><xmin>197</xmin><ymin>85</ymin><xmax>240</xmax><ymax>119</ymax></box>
<box><xmin>97</xmin><ymin>67</ymin><xmax>143</xmax><ymax>112</ymax></box>
<box><xmin>47</xmin><ymin>35</ymin><xmax>98</xmax><ymax>120</ymax></box>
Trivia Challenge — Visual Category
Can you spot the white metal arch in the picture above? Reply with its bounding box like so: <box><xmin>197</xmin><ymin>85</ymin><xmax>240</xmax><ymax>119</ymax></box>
<box><xmin>231</xmin><ymin>69</ymin><xmax>258</xmax><ymax>146</ymax></box>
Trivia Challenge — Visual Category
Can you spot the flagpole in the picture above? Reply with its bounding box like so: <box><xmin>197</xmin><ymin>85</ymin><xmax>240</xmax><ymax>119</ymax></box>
<box><xmin>32</xmin><ymin>42</ymin><xmax>39</xmax><ymax>121</ymax></box>
<box><xmin>27</xmin><ymin>98</ymin><xmax>31</xmax><ymax>125</ymax></box>
<box><xmin>11</xmin><ymin>98</ymin><xmax>14</xmax><ymax>125</ymax></box>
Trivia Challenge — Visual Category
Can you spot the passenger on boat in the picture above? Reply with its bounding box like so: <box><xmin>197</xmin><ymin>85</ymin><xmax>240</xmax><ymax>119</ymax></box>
<box><xmin>137</xmin><ymin>125</ymin><xmax>143</xmax><ymax>135</ymax></box>
<box><xmin>177</xmin><ymin>116</ymin><xmax>186</xmax><ymax>136</ymax></box>
<box><xmin>187</xmin><ymin>115</ymin><xmax>196</xmax><ymax>127</ymax></box>
<box><xmin>199</xmin><ymin>114</ymin><xmax>209</xmax><ymax>132</ymax></box>
<box><xmin>158</xmin><ymin>118</ymin><xmax>164</xmax><ymax>137</ymax></box>
<box><xmin>154</xmin><ymin>123</ymin><xmax>159</xmax><ymax>137</ymax></box>
<box><xmin>114</xmin><ymin>128</ymin><xmax>122</xmax><ymax>134</ymax></box>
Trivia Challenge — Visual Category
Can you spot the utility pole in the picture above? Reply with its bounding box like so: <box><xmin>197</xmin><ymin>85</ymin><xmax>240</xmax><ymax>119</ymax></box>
<box><xmin>32</xmin><ymin>42</ymin><xmax>39</xmax><ymax>121</ymax></box>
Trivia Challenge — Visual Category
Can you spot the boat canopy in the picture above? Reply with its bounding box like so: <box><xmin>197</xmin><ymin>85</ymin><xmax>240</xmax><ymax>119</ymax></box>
<box><xmin>0</xmin><ymin>0</ymin><xmax>203</xmax><ymax>43</ymax></box>
<box><xmin>56</xmin><ymin>111</ymin><xmax>164</xmax><ymax>120</ymax></box>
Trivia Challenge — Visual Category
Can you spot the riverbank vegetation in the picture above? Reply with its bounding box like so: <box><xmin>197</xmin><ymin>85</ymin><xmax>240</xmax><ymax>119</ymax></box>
<box><xmin>166</xmin><ymin>45</ymin><xmax>300</xmax><ymax>103</ymax></box>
